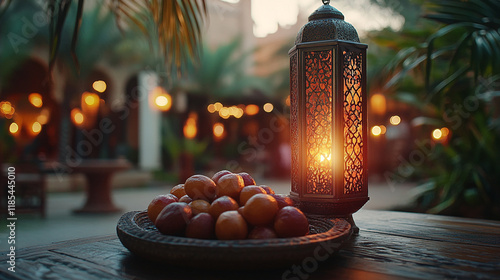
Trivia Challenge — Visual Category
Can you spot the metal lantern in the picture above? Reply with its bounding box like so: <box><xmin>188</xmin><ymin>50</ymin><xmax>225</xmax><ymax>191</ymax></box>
<box><xmin>289</xmin><ymin>0</ymin><xmax>368</xmax><ymax>228</ymax></box>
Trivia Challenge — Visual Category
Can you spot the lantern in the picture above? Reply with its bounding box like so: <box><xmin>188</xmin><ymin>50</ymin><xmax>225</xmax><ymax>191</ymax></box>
<box><xmin>289</xmin><ymin>0</ymin><xmax>368</xmax><ymax>231</ymax></box>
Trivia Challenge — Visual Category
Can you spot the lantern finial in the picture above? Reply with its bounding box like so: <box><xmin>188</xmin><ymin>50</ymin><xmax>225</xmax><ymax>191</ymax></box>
<box><xmin>322</xmin><ymin>0</ymin><xmax>330</xmax><ymax>5</ymax></box>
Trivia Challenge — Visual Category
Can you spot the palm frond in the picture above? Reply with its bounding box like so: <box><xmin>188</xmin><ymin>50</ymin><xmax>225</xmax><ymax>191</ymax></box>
<box><xmin>48</xmin><ymin>0</ymin><xmax>72</xmax><ymax>72</ymax></box>
<box><xmin>113</xmin><ymin>0</ymin><xmax>207</xmax><ymax>72</ymax></box>
<box><xmin>46</xmin><ymin>0</ymin><xmax>207</xmax><ymax>75</ymax></box>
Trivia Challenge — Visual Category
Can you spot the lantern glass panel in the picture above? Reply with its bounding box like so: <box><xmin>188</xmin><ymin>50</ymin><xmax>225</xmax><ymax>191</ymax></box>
<box><xmin>342</xmin><ymin>49</ymin><xmax>364</xmax><ymax>195</ymax></box>
<box><xmin>304</xmin><ymin>50</ymin><xmax>333</xmax><ymax>195</ymax></box>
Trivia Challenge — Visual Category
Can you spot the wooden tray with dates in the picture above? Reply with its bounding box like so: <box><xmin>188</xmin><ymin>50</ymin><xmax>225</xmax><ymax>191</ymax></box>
<box><xmin>117</xmin><ymin>210</ymin><xmax>352</xmax><ymax>270</ymax></box>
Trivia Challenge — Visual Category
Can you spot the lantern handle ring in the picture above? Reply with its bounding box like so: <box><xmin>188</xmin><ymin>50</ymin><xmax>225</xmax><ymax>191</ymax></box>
<box><xmin>322</xmin><ymin>0</ymin><xmax>330</xmax><ymax>5</ymax></box>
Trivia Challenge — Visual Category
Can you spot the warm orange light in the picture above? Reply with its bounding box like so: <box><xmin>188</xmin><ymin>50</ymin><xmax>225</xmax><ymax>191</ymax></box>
<box><xmin>213</xmin><ymin>122</ymin><xmax>225</xmax><ymax>138</ymax></box>
<box><xmin>155</xmin><ymin>95</ymin><xmax>169</xmax><ymax>106</ymax></box>
<box><xmin>370</xmin><ymin>93</ymin><xmax>386</xmax><ymax>115</ymax></box>
<box><xmin>37</xmin><ymin>114</ymin><xmax>48</xmax><ymax>125</ymax></box>
<box><xmin>214</xmin><ymin>102</ymin><xmax>223</xmax><ymax>111</ymax></box>
<box><xmin>371</xmin><ymin>125</ymin><xmax>382</xmax><ymax>136</ymax></box>
<box><xmin>0</xmin><ymin>101</ymin><xmax>14</xmax><ymax>117</ymax></box>
<box><xmin>29</xmin><ymin>93</ymin><xmax>43</xmax><ymax>108</ymax></box>
<box><xmin>380</xmin><ymin>125</ymin><xmax>386</xmax><ymax>134</ymax></box>
<box><xmin>85</xmin><ymin>94</ymin><xmax>97</xmax><ymax>106</ymax></box>
<box><xmin>151</xmin><ymin>87</ymin><xmax>172</xmax><ymax>111</ymax></box>
<box><xmin>432</xmin><ymin>129</ymin><xmax>442</xmax><ymax>140</ymax></box>
<box><xmin>390</xmin><ymin>115</ymin><xmax>401</xmax><ymax>126</ymax></box>
<box><xmin>441</xmin><ymin>127</ymin><xmax>449</xmax><ymax>137</ymax></box>
<box><xmin>263</xmin><ymin>103</ymin><xmax>274</xmax><ymax>113</ymax></box>
<box><xmin>207</xmin><ymin>104</ymin><xmax>216</xmax><ymax>113</ymax></box>
<box><xmin>183</xmin><ymin>113</ymin><xmax>198</xmax><ymax>139</ymax></box>
<box><xmin>32</xmin><ymin>122</ymin><xmax>42</xmax><ymax>134</ymax></box>
<box><xmin>9</xmin><ymin>122</ymin><xmax>19</xmax><ymax>134</ymax></box>
<box><xmin>245</xmin><ymin>104</ymin><xmax>259</xmax><ymax>116</ymax></box>
<box><xmin>71</xmin><ymin>108</ymin><xmax>85</xmax><ymax>126</ymax></box>
<box><xmin>219</xmin><ymin>107</ymin><xmax>230</xmax><ymax>119</ymax></box>
<box><xmin>92</xmin><ymin>80</ymin><xmax>107</xmax><ymax>93</ymax></box>
<box><xmin>74</xmin><ymin>113</ymin><xmax>84</xmax><ymax>125</ymax></box>
<box><xmin>285</xmin><ymin>95</ymin><xmax>291</xmax><ymax>106</ymax></box>
<box><xmin>81</xmin><ymin>92</ymin><xmax>100</xmax><ymax>119</ymax></box>
<box><xmin>320</xmin><ymin>154</ymin><xmax>331</xmax><ymax>162</ymax></box>
<box><xmin>234</xmin><ymin>108</ymin><xmax>244</xmax><ymax>118</ymax></box>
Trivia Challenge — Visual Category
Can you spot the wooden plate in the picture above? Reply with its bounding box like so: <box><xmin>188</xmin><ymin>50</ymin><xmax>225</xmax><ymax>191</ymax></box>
<box><xmin>116</xmin><ymin>211</ymin><xmax>352</xmax><ymax>270</ymax></box>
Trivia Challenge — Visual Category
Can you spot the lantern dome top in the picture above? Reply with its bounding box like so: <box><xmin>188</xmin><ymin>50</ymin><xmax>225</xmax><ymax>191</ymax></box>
<box><xmin>295</xmin><ymin>1</ymin><xmax>360</xmax><ymax>44</ymax></box>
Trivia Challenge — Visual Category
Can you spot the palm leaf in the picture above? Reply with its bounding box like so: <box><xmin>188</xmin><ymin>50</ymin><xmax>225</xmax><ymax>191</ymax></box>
<box><xmin>114</xmin><ymin>0</ymin><xmax>206</xmax><ymax>72</ymax></box>
<box><xmin>70</xmin><ymin>0</ymin><xmax>84</xmax><ymax>73</ymax></box>
<box><xmin>48</xmin><ymin>0</ymin><xmax>72</xmax><ymax>72</ymax></box>
<box><xmin>47</xmin><ymin>0</ymin><xmax>207</xmax><ymax>74</ymax></box>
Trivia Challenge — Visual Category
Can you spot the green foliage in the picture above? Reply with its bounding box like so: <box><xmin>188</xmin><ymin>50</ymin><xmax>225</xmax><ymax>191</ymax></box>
<box><xmin>173</xmin><ymin>39</ymin><xmax>272</xmax><ymax>98</ymax></box>
<box><xmin>0</xmin><ymin>0</ymin><xmax>42</xmax><ymax>87</ymax></box>
<box><xmin>161</xmin><ymin>117</ymin><xmax>210</xmax><ymax>170</ymax></box>
<box><xmin>46</xmin><ymin>0</ymin><xmax>207</xmax><ymax>74</ymax></box>
<box><xmin>374</xmin><ymin>0</ymin><xmax>500</xmax><ymax>218</ymax></box>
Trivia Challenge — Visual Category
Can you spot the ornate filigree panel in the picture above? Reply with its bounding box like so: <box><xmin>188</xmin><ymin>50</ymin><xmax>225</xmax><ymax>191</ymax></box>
<box><xmin>343</xmin><ymin>50</ymin><xmax>363</xmax><ymax>194</ymax></box>
<box><xmin>290</xmin><ymin>53</ymin><xmax>299</xmax><ymax>194</ymax></box>
<box><xmin>305</xmin><ymin>50</ymin><xmax>333</xmax><ymax>195</ymax></box>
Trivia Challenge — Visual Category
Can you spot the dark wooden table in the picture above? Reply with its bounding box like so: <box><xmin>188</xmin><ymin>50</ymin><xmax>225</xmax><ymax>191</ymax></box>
<box><xmin>1</xmin><ymin>210</ymin><xmax>499</xmax><ymax>279</ymax></box>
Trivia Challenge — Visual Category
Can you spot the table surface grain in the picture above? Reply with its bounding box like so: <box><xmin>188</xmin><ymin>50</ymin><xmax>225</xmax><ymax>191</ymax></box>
<box><xmin>1</xmin><ymin>210</ymin><xmax>499</xmax><ymax>280</ymax></box>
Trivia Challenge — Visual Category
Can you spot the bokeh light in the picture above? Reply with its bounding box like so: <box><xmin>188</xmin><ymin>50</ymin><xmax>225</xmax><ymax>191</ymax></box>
<box><xmin>214</xmin><ymin>102</ymin><xmax>223</xmax><ymax>111</ymax></box>
<box><xmin>380</xmin><ymin>125</ymin><xmax>387</xmax><ymax>134</ymax></box>
<box><xmin>207</xmin><ymin>104</ymin><xmax>216</xmax><ymax>113</ymax></box>
<box><xmin>29</xmin><ymin>93</ymin><xmax>43</xmax><ymax>108</ymax></box>
<box><xmin>32</xmin><ymin>122</ymin><xmax>42</xmax><ymax>134</ymax></box>
<box><xmin>432</xmin><ymin>128</ymin><xmax>442</xmax><ymax>140</ymax></box>
<box><xmin>263</xmin><ymin>103</ymin><xmax>274</xmax><ymax>113</ymax></box>
<box><xmin>9</xmin><ymin>122</ymin><xmax>19</xmax><ymax>135</ymax></box>
<box><xmin>390</xmin><ymin>115</ymin><xmax>401</xmax><ymax>126</ymax></box>
<box><xmin>245</xmin><ymin>104</ymin><xmax>259</xmax><ymax>116</ymax></box>
<box><xmin>71</xmin><ymin>108</ymin><xmax>85</xmax><ymax>126</ymax></box>
<box><xmin>183</xmin><ymin>113</ymin><xmax>198</xmax><ymax>139</ymax></box>
<box><xmin>92</xmin><ymin>80</ymin><xmax>107</xmax><ymax>93</ymax></box>
<box><xmin>441</xmin><ymin>127</ymin><xmax>449</xmax><ymax>137</ymax></box>
<box><xmin>213</xmin><ymin>122</ymin><xmax>225</xmax><ymax>138</ymax></box>
<box><xmin>151</xmin><ymin>87</ymin><xmax>172</xmax><ymax>111</ymax></box>
<box><xmin>371</xmin><ymin>125</ymin><xmax>382</xmax><ymax>136</ymax></box>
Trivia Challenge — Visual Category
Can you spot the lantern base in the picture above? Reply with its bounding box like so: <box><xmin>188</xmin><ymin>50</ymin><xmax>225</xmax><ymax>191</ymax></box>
<box><xmin>290</xmin><ymin>195</ymin><xmax>368</xmax><ymax>235</ymax></box>
<box><xmin>344</xmin><ymin>214</ymin><xmax>359</xmax><ymax>234</ymax></box>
